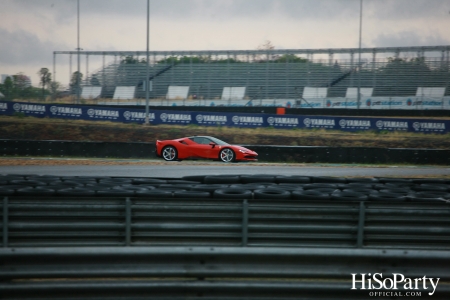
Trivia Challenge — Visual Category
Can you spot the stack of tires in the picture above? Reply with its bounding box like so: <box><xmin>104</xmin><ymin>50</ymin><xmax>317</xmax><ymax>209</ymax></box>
<box><xmin>0</xmin><ymin>174</ymin><xmax>449</xmax><ymax>202</ymax></box>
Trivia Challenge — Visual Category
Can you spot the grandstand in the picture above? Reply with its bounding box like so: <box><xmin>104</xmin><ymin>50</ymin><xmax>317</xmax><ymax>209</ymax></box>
<box><xmin>54</xmin><ymin>46</ymin><xmax>450</xmax><ymax>106</ymax></box>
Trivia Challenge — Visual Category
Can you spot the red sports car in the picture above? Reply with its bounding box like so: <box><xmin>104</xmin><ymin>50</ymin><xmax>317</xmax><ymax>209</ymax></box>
<box><xmin>156</xmin><ymin>136</ymin><xmax>258</xmax><ymax>162</ymax></box>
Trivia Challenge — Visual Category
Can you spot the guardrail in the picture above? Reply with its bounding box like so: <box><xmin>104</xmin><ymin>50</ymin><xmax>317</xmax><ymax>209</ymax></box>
<box><xmin>2</xmin><ymin>197</ymin><xmax>449</xmax><ymax>249</ymax></box>
<box><xmin>2</xmin><ymin>139</ymin><xmax>450</xmax><ymax>164</ymax></box>
<box><xmin>1</xmin><ymin>246</ymin><xmax>450</xmax><ymax>299</ymax></box>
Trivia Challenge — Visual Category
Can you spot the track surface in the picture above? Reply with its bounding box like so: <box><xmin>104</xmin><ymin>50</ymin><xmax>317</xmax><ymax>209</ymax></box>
<box><xmin>1</xmin><ymin>159</ymin><xmax>449</xmax><ymax>178</ymax></box>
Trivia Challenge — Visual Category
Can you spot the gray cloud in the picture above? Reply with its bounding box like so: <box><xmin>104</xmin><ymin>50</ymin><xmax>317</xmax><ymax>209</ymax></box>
<box><xmin>0</xmin><ymin>28</ymin><xmax>68</xmax><ymax>66</ymax></box>
<box><xmin>372</xmin><ymin>30</ymin><xmax>450</xmax><ymax>48</ymax></box>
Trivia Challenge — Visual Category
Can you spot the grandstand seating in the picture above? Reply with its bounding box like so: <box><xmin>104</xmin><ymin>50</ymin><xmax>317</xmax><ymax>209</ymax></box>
<box><xmin>84</xmin><ymin>56</ymin><xmax>450</xmax><ymax>100</ymax></box>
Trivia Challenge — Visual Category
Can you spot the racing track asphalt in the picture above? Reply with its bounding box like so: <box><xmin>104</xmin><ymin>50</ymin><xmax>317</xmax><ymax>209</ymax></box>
<box><xmin>1</xmin><ymin>160</ymin><xmax>449</xmax><ymax>178</ymax></box>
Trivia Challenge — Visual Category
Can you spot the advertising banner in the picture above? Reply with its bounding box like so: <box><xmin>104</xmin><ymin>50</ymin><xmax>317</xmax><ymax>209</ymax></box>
<box><xmin>1</xmin><ymin>101</ymin><xmax>448</xmax><ymax>134</ymax></box>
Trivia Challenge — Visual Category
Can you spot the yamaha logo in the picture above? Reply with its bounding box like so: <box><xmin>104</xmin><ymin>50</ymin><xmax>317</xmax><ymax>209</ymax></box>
<box><xmin>413</xmin><ymin>122</ymin><xmax>421</xmax><ymax>130</ymax></box>
<box><xmin>232</xmin><ymin>116</ymin><xmax>240</xmax><ymax>123</ymax></box>
<box><xmin>160</xmin><ymin>113</ymin><xmax>168</xmax><ymax>121</ymax></box>
<box><xmin>339</xmin><ymin>119</ymin><xmax>347</xmax><ymax>127</ymax></box>
<box><xmin>123</xmin><ymin>111</ymin><xmax>131</xmax><ymax>120</ymax></box>
<box><xmin>87</xmin><ymin>109</ymin><xmax>95</xmax><ymax>116</ymax></box>
<box><xmin>13</xmin><ymin>103</ymin><xmax>21</xmax><ymax>111</ymax></box>
<box><xmin>303</xmin><ymin>118</ymin><xmax>311</xmax><ymax>126</ymax></box>
<box><xmin>376</xmin><ymin>120</ymin><xmax>384</xmax><ymax>128</ymax></box>
<box><xmin>267</xmin><ymin>117</ymin><xmax>274</xmax><ymax>125</ymax></box>
<box><xmin>196</xmin><ymin>114</ymin><xmax>204</xmax><ymax>122</ymax></box>
<box><xmin>50</xmin><ymin>106</ymin><xmax>58</xmax><ymax>114</ymax></box>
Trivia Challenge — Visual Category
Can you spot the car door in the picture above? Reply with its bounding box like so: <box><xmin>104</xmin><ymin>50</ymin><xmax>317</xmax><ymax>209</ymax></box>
<box><xmin>189</xmin><ymin>137</ymin><xmax>215</xmax><ymax>159</ymax></box>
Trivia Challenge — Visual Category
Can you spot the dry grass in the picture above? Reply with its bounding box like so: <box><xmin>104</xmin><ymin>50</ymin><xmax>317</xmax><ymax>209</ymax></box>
<box><xmin>1</xmin><ymin>115</ymin><xmax>449</xmax><ymax>149</ymax></box>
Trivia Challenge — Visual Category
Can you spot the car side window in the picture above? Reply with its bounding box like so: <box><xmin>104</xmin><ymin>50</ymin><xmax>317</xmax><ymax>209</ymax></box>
<box><xmin>192</xmin><ymin>137</ymin><xmax>210</xmax><ymax>145</ymax></box>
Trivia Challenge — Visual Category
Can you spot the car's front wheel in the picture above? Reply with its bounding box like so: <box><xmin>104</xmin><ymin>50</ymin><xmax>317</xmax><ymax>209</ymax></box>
<box><xmin>162</xmin><ymin>146</ymin><xmax>178</xmax><ymax>161</ymax></box>
<box><xmin>219</xmin><ymin>148</ymin><xmax>235</xmax><ymax>163</ymax></box>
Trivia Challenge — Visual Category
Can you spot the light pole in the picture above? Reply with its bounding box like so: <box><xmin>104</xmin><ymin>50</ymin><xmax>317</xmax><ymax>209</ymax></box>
<box><xmin>144</xmin><ymin>0</ymin><xmax>150</xmax><ymax>125</ymax></box>
<box><xmin>357</xmin><ymin>0</ymin><xmax>363</xmax><ymax>109</ymax></box>
<box><xmin>76</xmin><ymin>0</ymin><xmax>81</xmax><ymax>104</ymax></box>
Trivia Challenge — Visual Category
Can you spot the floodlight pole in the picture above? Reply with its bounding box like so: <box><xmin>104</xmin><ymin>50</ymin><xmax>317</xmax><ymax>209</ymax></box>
<box><xmin>76</xmin><ymin>0</ymin><xmax>81</xmax><ymax>104</ymax></box>
<box><xmin>357</xmin><ymin>0</ymin><xmax>363</xmax><ymax>109</ymax></box>
<box><xmin>144</xmin><ymin>0</ymin><xmax>150</xmax><ymax>125</ymax></box>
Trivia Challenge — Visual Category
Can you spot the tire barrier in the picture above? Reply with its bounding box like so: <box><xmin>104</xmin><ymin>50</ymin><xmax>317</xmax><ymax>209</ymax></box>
<box><xmin>0</xmin><ymin>174</ymin><xmax>449</xmax><ymax>202</ymax></box>
<box><xmin>2</xmin><ymin>139</ymin><xmax>450</xmax><ymax>165</ymax></box>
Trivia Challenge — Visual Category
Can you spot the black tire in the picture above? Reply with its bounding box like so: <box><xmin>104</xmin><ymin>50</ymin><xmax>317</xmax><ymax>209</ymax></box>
<box><xmin>213</xmin><ymin>188</ymin><xmax>252</xmax><ymax>199</ymax></box>
<box><xmin>240</xmin><ymin>175</ymin><xmax>276</xmax><ymax>184</ymax></box>
<box><xmin>342</xmin><ymin>188</ymin><xmax>377</xmax><ymax>194</ymax></box>
<box><xmin>135</xmin><ymin>189</ymin><xmax>173</xmax><ymax>198</ymax></box>
<box><xmin>0</xmin><ymin>188</ymin><xmax>16</xmax><ymax>196</ymax></box>
<box><xmin>369</xmin><ymin>193</ymin><xmax>406</xmax><ymax>202</ymax></box>
<box><xmin>409</xmin><ymin>191</ymin><xmax>450</xmax><ymax>201</ymax></box>
<box><xmin>162</xmin><ymin>146</ymin><xmax>178</xmax><ymax>161</ymax></box>
<box><xmin>412</xmin><ymin>178</ymin><xmax>448</xmax><ymax>185</ymax></box>
<box><xmin>276</xmin><ymin>176</ymin><xmax>311</xmax><ymax>184</ymax></box>
<box><xmin>274</xmin><ymin>184</ymin><xmax>304</xmax><ymax>191</ymax></box>
<box><xmin>158</xmin><ymin>184</ymin><xmax>195</xmax><ymax>190</ymax></box>
<box><xmin>132</xmin><ymin>178</ymin><xmax>167</xmax><ymax>185</ymax></box>
<box><xmin>114</xmin><ymin>185</ymin><xmax>153</xmax><ymax>192</ymax></box>
<box><xmin>204</xmin><ymin>175</ymin><xmax>240</xmax><ymax>184</ymax></box>
<box><xmin>331</xmin><ymin>191</ymin><xmax>368</xmax><ymax>201</ymax></box>
<box><xmin>347</xmin><ymin>178</ymin><xmax>380</xmax><ymax>184</ymax></box>
<box><xmin>16</xmin><ymin>187</ymin><xmax>56</xmax><ymax>196</ymax></box>
<box><xmin>9</xmin><ymin>180</ymin><xmax>47</xmax><ymax>187</ymax></box>
<box><xmin>96</xmin><ymin>189</ymin><xmax>134</xmax><ymax>197</ymax></box>
<box><xmin>291</xmin><ymin>190</ymin><xmax>330</xmax><ymax>201</ymax></box>
<box><xmin>174</xmin><ymin>191</ymin><xmax>211</xmax><ymax>198</ymax></box>
<box><xmin>182</xmin><ymin>175</ymin><xmax>207</xmax><ymax>183</ymax></box>
<box><xmin>412</xmin><ymin>184</ymin><xmax>449</xmax><ymax>192</ymax></box>
<box><xmin>56</xmin><ymin>188</ymin><xmax>96</xmax><ymax>196</ymax></box>
<box><xmin>229</xmin><ymin>184</ymin><xmax>268</xmax><ymax>191</ymax></box>
<box><xmin>378</xmin><ymin>188</ymin><xmax>412</xmax><ymax>196</ymax></box>
<box><xmin>254</xmin><ymin>188</ymin><xmax>291</xmax><ymax>199</ymax></box>
<box><xmin>219</xmin><ymin>148</ymin><xmax>235</xmax><ymax>163</ymax></box>
<box><xmin>190</xmin><ymin>184</ymin><xmax>229</xmax><ymax>192</ymax></box>
<box><xmin>49</xmin><ymin>181</ymin><xmax>83</xmax><ymax>188</ymax></box>
<box><xmin>303</xmin><ymin>183</ymin><xmax>339</xmax><ymax>190</ymax></box>
<box><xmin>311</xmin><ymin>176</ymin><xmax>347</xmax><ymax>184</ymax></box>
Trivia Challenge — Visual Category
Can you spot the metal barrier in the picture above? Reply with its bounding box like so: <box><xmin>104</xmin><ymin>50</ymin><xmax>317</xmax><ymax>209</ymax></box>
<box><xmin>2</xmin><ymin>197</ymin><xmax>449</xmax><ymax>249</ymax></box>
<box><xmin>1</xmin><ymin>246</ymin><xmax>450</xmax><ymax>299</ymax></box>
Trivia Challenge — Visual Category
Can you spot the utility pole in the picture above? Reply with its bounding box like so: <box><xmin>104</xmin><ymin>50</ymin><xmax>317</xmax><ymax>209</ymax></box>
<box><xmin>76</xmin><ymin>0</ymin><xmax>81</xmax><ymax>104</ymax></box>
<box><xmin>144</xmin><ymin>0</ymin><xmax>150</xmax><ymax>125</ymax></box>
<box><xmin>357</xmin><ymin>0</ymin><xmax>363</xmax><ymax>109</ymax></box>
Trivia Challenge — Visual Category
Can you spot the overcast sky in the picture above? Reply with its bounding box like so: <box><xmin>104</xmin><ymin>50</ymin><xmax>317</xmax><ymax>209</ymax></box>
<box><xmin>1</xmin><ymin>0</ymin><xmax>449</xmax><ymax>87</ymax></box>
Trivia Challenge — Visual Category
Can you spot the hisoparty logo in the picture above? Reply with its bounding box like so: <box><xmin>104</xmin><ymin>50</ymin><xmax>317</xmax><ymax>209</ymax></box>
<box><xmin>351</xmin><ymin>273</ymin><xmax>439</xmax><ymax>296</ymax></box>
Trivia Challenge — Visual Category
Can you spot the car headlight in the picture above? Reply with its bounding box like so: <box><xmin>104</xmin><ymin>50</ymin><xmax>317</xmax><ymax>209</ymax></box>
<box><xmin>239</xmin><ymin>149</ymin><xmax>248</xmax><ymax>153</ymax></box>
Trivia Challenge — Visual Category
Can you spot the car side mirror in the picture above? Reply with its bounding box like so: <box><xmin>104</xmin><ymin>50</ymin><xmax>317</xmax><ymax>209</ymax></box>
<box><xmin>209</xmin><ymin>142</ymin><xmax>216</xmax><ymax>148</ymax></box>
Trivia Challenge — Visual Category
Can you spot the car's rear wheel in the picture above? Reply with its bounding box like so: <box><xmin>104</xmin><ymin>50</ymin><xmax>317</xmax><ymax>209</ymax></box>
<box><xmin>162</xmin><ymin>146</ymin><xmax>178</xmax><ymax>161</ymax></box>
<box><xmin>219</xmin><ymin>148</ymin><xmax>235</xmax><ymax>163</ymax></box>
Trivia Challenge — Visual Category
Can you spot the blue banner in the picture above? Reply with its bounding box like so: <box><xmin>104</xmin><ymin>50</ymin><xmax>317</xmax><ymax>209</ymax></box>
<box><xmin>1</xmin><ymin>101</ymin><xmax>449</xmax><ymax>134</ymax></box>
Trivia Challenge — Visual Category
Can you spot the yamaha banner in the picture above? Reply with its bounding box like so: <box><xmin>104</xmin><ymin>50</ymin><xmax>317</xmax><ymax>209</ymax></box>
<box><xmin>1</xmin><ymin>101</ymin><xmax>449</xmax><ymax>134</ymax></box>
